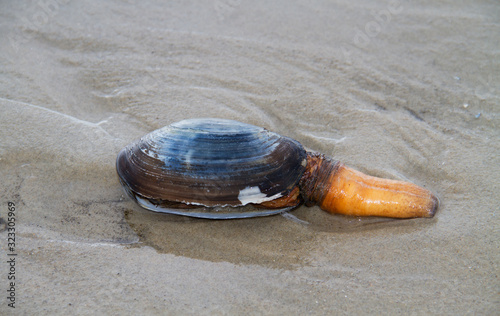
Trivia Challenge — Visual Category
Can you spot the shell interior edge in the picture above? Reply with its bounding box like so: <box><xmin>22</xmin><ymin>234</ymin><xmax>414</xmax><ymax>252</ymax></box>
<box><xmin>135</xmin><ymin>195</ymin><xmax>295</xmax><ymax>219</ymax></box>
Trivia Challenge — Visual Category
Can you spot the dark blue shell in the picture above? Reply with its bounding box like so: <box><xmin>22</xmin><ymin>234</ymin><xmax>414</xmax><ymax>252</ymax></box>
<box><xmin>116</xmin><ymin>119</ymin><xmax>307</xmax><ymax>218</ymax></box>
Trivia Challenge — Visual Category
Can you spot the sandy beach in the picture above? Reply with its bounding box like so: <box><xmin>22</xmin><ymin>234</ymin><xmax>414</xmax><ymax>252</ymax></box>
<box><xmin>1</xmin><ymin>0</ymin><xmax>498</xmax><ymax>314</ymax></box>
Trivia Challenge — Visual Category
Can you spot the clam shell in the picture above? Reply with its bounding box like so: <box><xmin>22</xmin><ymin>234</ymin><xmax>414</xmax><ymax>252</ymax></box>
<box><xmin>116</xmin><ymin>118</ymin><xmax>307</xmax><ymax>218</ymax></box>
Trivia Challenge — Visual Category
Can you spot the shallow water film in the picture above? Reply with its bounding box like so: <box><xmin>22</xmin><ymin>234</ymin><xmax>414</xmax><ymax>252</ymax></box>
<box><xmin>0</xmin><ymin>1</ymin><xmax>498</xmax><ymax>314</ymax></box>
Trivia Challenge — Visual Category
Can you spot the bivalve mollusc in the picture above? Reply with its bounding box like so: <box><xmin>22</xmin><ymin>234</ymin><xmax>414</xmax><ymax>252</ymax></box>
<box><xmin>116</xmin><ymin>118</ymin><xmax>439</xmax><ymax>219</ymax></box>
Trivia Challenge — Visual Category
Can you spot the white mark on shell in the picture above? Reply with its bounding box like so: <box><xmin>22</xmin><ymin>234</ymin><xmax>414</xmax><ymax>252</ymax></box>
<box><xmin>237</xmin><ymin>186</ymin><xmax>282</xmax><ymax>205</ymax></box>
<box><xmin>184</xmin><ymin>149</ymin><xmax>194</xmax><ymax>169</ymax></box>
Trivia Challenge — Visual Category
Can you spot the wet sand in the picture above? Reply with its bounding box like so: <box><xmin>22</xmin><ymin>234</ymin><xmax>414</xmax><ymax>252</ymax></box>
<box><xmin>1</xmin><ymin>1</ymin><xmax>498</xmax><ymax>314</ymax></box>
